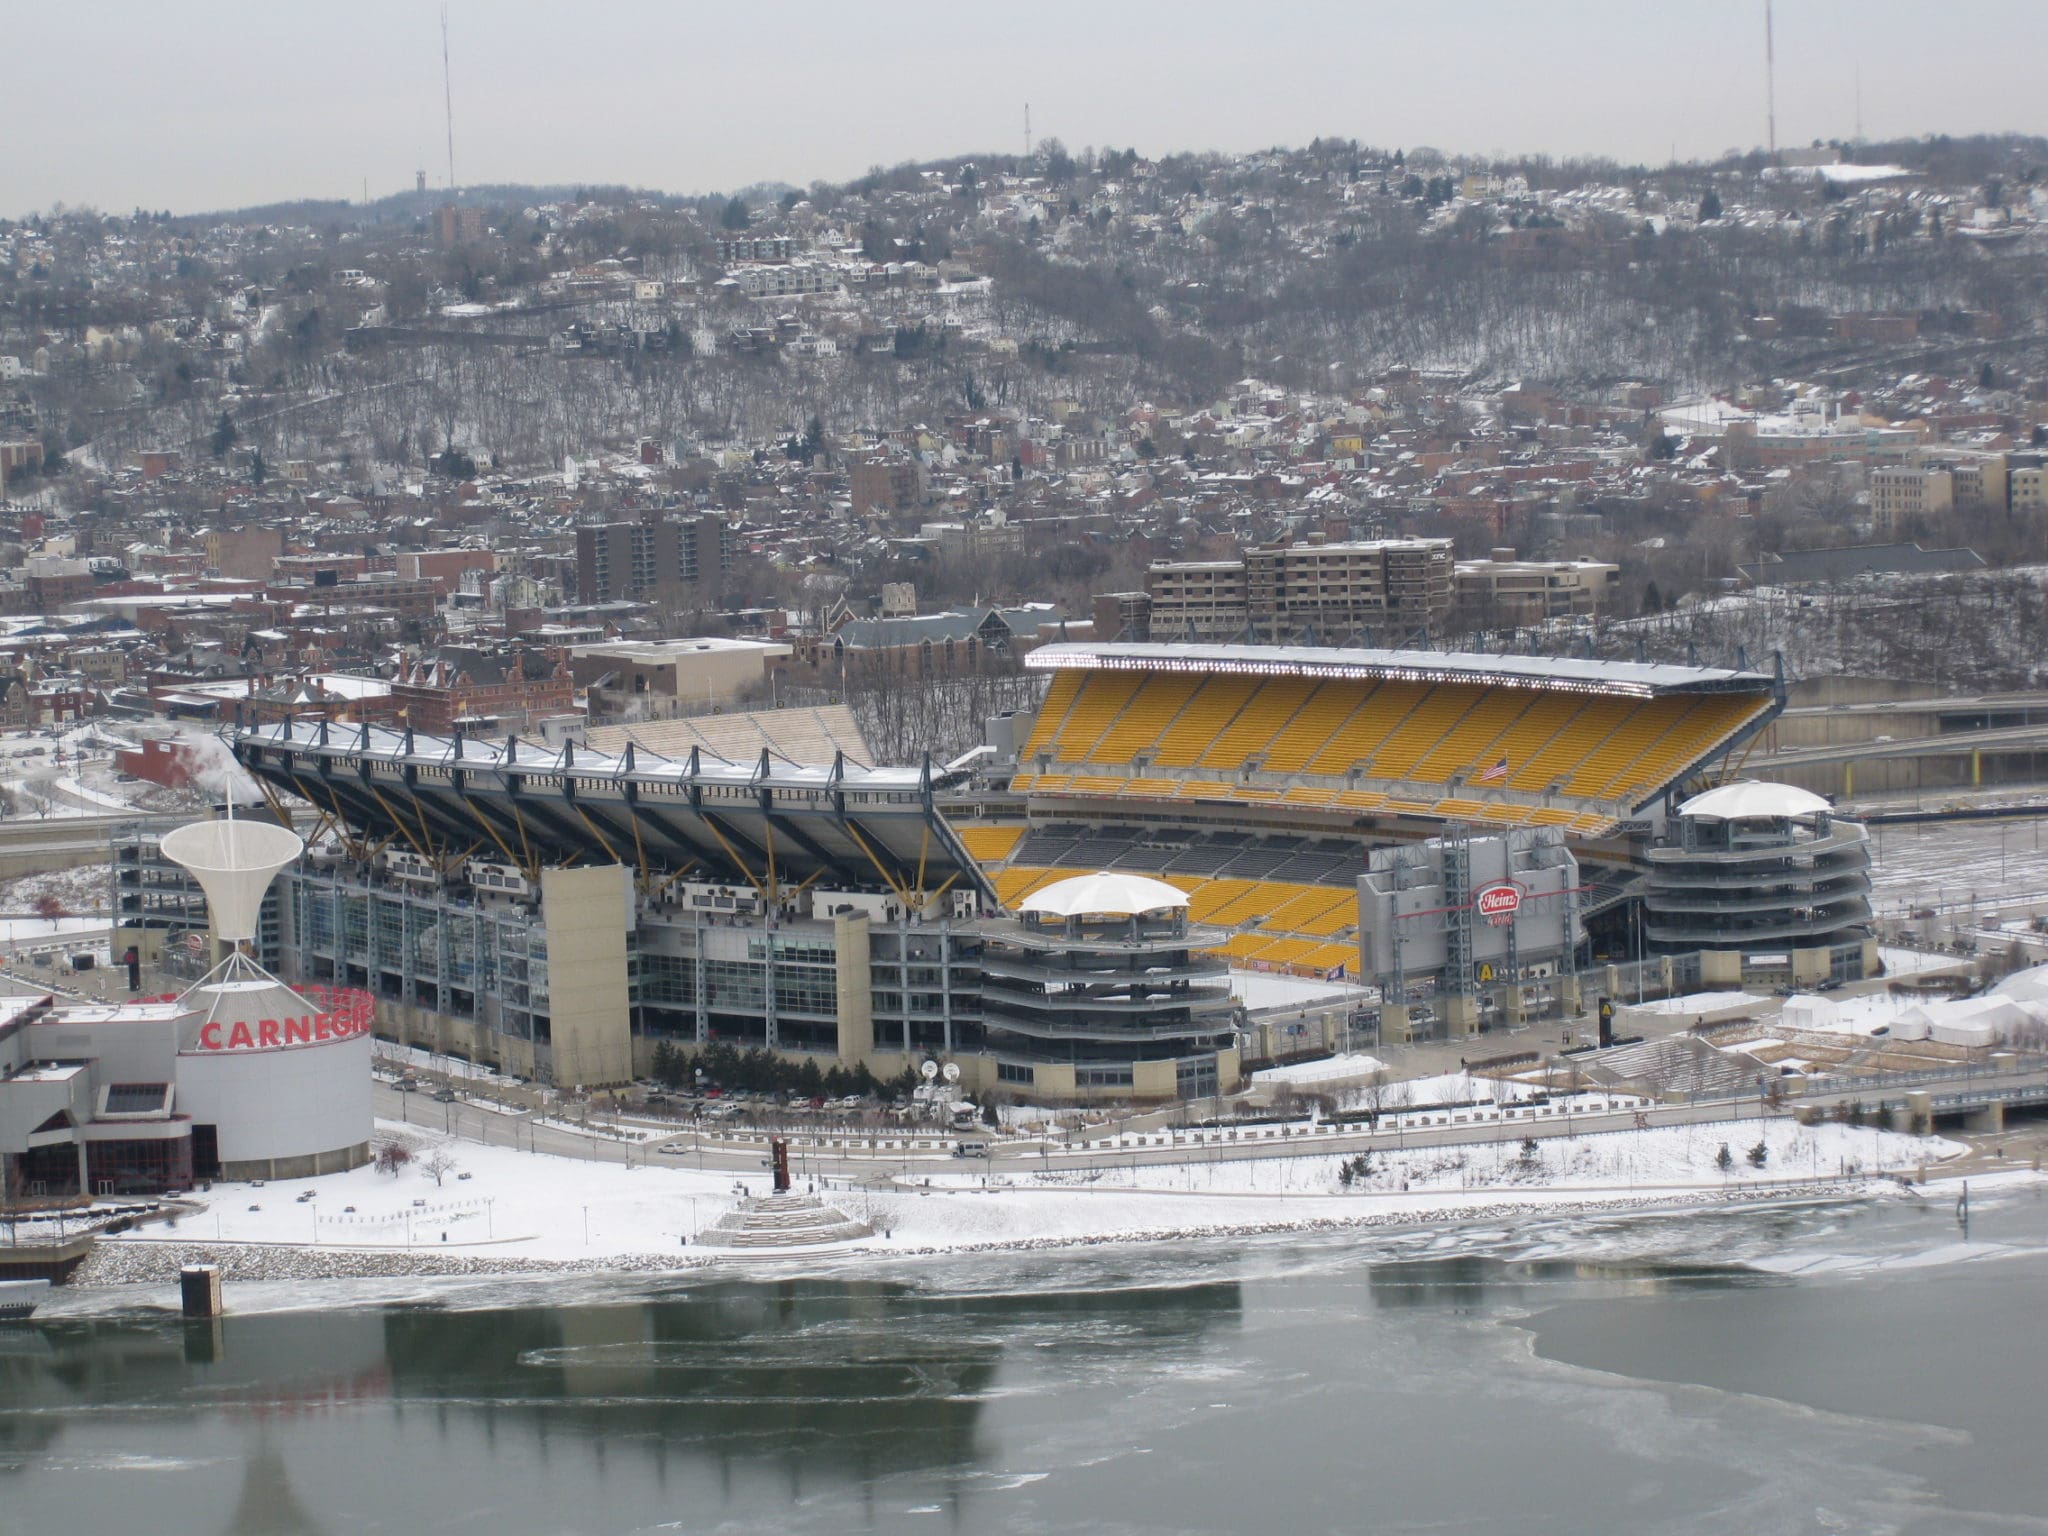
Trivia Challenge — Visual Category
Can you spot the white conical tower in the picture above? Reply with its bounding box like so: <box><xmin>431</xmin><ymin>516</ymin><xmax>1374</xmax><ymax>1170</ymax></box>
<box><xmin>159</xmin><ymin>807</ymin><xmax>304</xmax><ymax>948</ymax></box>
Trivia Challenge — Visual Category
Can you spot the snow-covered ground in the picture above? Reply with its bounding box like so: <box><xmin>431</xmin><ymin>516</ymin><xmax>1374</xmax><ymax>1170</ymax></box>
<box><xmin>1253</xmin><ymin>1051</ymin><xmax>1386</xmax><ymax>1087</ymax></box>
<box><xmin>0</xmin><ymin>914</ymin><xmax>107</xmax><ymax>944</ymax></box>
<box><xmin>87</xmin><ymin>1110</ymin><xmax>1957</xmax><ymax>1285</ymax></box>
<box><xmin>928</xmin><ymin>1118</ymin><xmax>1954</xmax><ymax>1203</ymax></box>
<box><xmin>110</xmin><ymin>1122</ymin><xmax>745</xmax><ymax>1263</ymax></box>
<box><xmin>1630</xmin><ymin>990</ymin><xmax>1768</xmax><ymax>1017</ymax></box>
<box><xmin>1879</xmin><ymin>945</ymin><xmax>1972</xmax><ymax>978</ymax></box>
<box><xmin>1230</xmin><ymin>971</ymin><xmax>1370</xmax><ymax>1010</ymax></box>
<box><xmin>1867</xmin><ymin>818</ymin><xmax>2048</xmax><ymax>917</ymax></box>
<box><xmin>1333</xmin><ymin>1070</ymin><xmax>1576</xmax><ymax>1112</ymax></box>
<box><xmin>0</xmin><ymin>863</ymin><xmax>109</xmax><ymax>915</ymax></box>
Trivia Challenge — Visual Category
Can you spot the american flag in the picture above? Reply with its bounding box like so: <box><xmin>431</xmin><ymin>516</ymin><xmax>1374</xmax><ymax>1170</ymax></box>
<box><xmin>1476</xmin><ymin>757</ymin><xmax>1509</xmax><ymax>784</ymax></box>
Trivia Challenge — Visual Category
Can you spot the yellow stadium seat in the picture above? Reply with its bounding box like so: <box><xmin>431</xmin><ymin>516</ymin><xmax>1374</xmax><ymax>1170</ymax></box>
<box><xmin>1257</xmin><ymin>681</ymin><xmax>1356</xmax><ymax>773</ymax></box>
<box><xmin>1053</xmin><ymin>672</ymin><xmax>1145</xmax><ymax>762</ymax></box>
<box><xmin>1198</xmin><ymin>676</ymin><xmax>1317</xmax><ymax>770</ymax></box>
<box><xmin>1366</xmin><ymin>686</ymin><xmax>1486</xmax><ymax>781</ymax></box>
<box><xmin>1152</xmin><ymin>676</ymin><xmax>1259</xmax><ymax>767</ymax></box>
<box><xmin>1019</xmin><ymin>670</ymin><xmax>1082</xmax><ymax>760</ymax></box>
<box><xmin>1088</xmin><ymin>672</ymin><xmax>1205</xmax><ymax>765</ymax></box>
<box><xmin>1306</xmin><ymin>681</ymin><xmax>1424</xmax><ymax>775</ymax></box>
<box><xmin>958</xmin><ymin>824</ymin><xmax>1025</xmax><ymax>861</ymax></box>
<box><xmin>1303</xmin><ymin>942</ymin><xmax>1359</xmax><ymax>973</ymax></box>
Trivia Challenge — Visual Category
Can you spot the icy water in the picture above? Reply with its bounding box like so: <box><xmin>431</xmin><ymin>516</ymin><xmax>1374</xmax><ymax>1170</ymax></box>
<box><xmin>5</xmin><ymin>1187</ymin><xmax>2048</xmax><ymax>1535</ymax></box>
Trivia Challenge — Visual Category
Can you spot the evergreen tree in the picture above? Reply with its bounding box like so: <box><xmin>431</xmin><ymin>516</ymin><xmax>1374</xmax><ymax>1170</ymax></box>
<box><xmin>1698</xmin><ymin>188</ymin><xmax>1722</xmax><ymax>221</ymax></box>
<box><xmin>720</xmin><ymin>197</ymin><xmax>750</xmax><ymax>230</ymax></box>
<box><xmin>210</xmin><ymin>412</ymin><xmax>238</xmax><ymax>458</ymax></box>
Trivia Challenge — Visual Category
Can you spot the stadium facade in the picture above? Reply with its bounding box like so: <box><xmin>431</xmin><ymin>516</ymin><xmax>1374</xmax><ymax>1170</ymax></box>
<box><xmin>227</xmin><ymin>639</ymin><xmax>1874</xmax><ymax>1103</ymax></box>
<box><xmin>234</xmin><ymin>711</ymin><xmax>1200</xmax><ymax>1102</ymax></box>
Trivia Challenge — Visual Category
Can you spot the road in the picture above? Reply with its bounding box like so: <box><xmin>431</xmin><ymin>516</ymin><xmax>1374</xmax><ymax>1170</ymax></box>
<box><xmin>377</xmin><ymin>1057</ymin><xmax>2048</xmax><ymax>1183</ymax></box>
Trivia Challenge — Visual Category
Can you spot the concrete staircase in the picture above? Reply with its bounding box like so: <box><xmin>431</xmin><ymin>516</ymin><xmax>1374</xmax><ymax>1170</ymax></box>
<box><xmin>696</xmin><ymin>1193</ymin><xmax>875</xmax><ymax>1251</ymax></box>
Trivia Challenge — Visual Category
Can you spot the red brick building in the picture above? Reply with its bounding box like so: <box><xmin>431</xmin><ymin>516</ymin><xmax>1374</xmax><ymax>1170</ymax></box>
<box><xmin>389</xmin><ymin>647</ymin><xmax>577</xmax><ymax>733</ymax></box>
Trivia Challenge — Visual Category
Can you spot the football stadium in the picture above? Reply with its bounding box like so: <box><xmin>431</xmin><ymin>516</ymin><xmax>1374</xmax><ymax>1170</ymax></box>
<box><xmin>970</xmin><ymin>641</ymin><xmax>1789</xmax><ymax>977</ymax></box>
<box><xmin>222</xmin><ymin>639</ymin><xmax>1847</xmax><ymax>1105</ymax></box>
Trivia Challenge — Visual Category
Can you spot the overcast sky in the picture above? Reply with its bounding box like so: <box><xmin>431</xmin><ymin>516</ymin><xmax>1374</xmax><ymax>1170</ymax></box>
<box><xmin>9</xmin><ymin>0</ymin><xmax>2046</xmax><ymax>217</ymax></box>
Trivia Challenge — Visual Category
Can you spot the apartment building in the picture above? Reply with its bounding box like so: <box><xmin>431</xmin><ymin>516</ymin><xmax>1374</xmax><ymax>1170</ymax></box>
<box><xmin>718</xmin><ymin>236</ymin><xmax>794</xmax><ymax>264</ymax></box>
<box><xmin>1145</xmin><ymin>539</ymin><xmax>1455</xmax><ymax>642</ymax></box>
<box><xmin>1245</xmin><ymin>539</ymin><xmax>1453</xmax><ymax>638</ymax></box>
<box><xmin>1945</xmin><ymin>452</ymin><xmax>2009</xmax><ymax>512</ymax></box>
<box><xmin>1145</xmin><ymin>561</ymin><xmax>1251</xmax><ymax>641</ymax></box>
<box><xmin>848</xmin><ymin>449</ymin><xmax>928</xmax><ymax>517</ymax></box>
<box><xmin>1869</xmin><ymin>466</ymin><xmax>1955</xmax><ymax>539</ymax></box>
<box><xmin>574</xmin><ymin>515</ymin><xmax>731</xmax><ymax>605</ymax></box>
<box><xmin>2010</xmin><ymin>455</ymin><xmax>2048</xmax><ymax>514</ymax></box>
<box><xmin>1452</xmin><ymin>553</ymin><xmax>1621</xmax><ymax>628</ymax></box>
<box><xmin>730</xmin><ymin>264</ymin><xmax>835</xmax><ymax>298</ymax></box>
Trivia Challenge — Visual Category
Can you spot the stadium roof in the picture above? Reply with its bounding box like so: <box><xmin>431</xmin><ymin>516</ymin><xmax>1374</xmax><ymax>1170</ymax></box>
<box><xmin>1024</xmin><ymin>643</ymin><xmax>1775</xmax><ymax>698</ymax></box>
<box><xmin>231</xmin><ymin>718</ymin><xmax>992</xmax><ymax>902</ymax></box>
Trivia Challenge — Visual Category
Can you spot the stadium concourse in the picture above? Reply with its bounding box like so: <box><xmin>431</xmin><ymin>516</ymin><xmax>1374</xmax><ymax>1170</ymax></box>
<box><xmin>966</xmin><ymin>642</ymin><xmax>1784</xmax><ymax>982</ymax></box>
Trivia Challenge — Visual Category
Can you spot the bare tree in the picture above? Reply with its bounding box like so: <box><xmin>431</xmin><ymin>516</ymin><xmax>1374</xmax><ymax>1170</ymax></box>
<box><xmin>422</xmin><ymin>1147</ymin><xmax>459</xmax><ymax>1187</ymax></box>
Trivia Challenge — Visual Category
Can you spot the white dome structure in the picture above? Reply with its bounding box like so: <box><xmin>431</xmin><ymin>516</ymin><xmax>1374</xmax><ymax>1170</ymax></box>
<box><xmin>1677</xmin><ymin>781</ymin><xmax>1833</xmax><ymax>821</ymax></box>
<box><xmin>1647</xmin><ymin>777</ymin><xmax>1873</xmax><ymax>974</ymax></box>
<box><xmin>1017</xmin><ymin>870</ymin><xmax>1190</xmax><ymax>918</ymax></box>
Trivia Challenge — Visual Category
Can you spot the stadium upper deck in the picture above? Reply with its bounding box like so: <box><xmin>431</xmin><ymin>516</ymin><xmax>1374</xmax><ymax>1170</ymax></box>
<box><xmin>1013</xmin><ymin>643</ymin><xmax>1782</xmax><ymax>838</ymax></box>
<box><xmin>233</xmin><ymin>717</ymin><xmax>994</xmax><ymax>904</ymax></box>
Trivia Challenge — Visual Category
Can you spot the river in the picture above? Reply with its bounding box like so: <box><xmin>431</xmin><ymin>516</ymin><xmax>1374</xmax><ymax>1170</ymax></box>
<box><xmin>3</xmin><ymin>1179</ymin><xmax>2044</xmax><ymax>1534</ymax></box>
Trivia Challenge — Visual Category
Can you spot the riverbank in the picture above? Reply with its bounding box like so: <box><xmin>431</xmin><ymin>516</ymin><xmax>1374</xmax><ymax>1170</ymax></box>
<box><xmin>37</xmin><ymin>1111</ymin><xmax>1987</xmax><ymax>1309</ymax></box>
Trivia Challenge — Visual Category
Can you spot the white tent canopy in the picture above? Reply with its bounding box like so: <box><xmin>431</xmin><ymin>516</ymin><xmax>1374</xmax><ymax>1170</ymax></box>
<box><xmin>1017</xmin><ymin>870</ymin><xmax>1190</xmax><ymax>918</ymax></box>
<box><xmin>1678</xmin><ymin>781</ymin><xmax>1833</xmax><ymax>821</ymax></box>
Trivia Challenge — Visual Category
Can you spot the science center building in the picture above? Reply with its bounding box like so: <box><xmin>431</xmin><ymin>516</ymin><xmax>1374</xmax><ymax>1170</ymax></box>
<box><xmin>0</xmin><ymin>819</ymin><xmax>374</xmax><ymax>1200</ymax></box>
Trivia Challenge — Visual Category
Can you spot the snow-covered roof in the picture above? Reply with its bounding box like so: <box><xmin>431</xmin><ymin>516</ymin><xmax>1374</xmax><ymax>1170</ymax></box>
<box><xmin>1029</xmin><ymin>642</ymin><xmax>1772</xmax><ymax>699</ymax></box>
<box><xmin>1678</xmin><ymin>781</ymin><xmax>1832</xmax><ymax>821</ymax></box>
<box><xmin>1018</xmin><ymin>870</ymin><xmax>1189</xmax><ymax>918</ymax></box>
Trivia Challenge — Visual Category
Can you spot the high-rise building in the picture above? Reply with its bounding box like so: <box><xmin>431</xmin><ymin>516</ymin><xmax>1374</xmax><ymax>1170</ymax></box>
<box><xmin>1143</xmin><ymin>538</ymin><xmax>1454</xmax><ymax>642</ymax></box>
<box><xmin>574</xmin><ymin>515</ymin><xmax>731</xmax><ymax>605</ymax></box>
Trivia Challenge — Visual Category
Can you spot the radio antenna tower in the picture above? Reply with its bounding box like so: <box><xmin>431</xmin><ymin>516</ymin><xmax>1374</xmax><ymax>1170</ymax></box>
<box><xmin>1764</xmin><ymin>0</ymin><xmax>1777</xmax><ymax>163</ymax></box>
<box><xmin>441</xmin><ymin>5</ymin><xmax>458</xmax><ymax>194</ymax></box>
<box><xmin>1024</xmin><ymin>103</ymin><xmax>1032</xmax><ymax>164</ymax></box>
